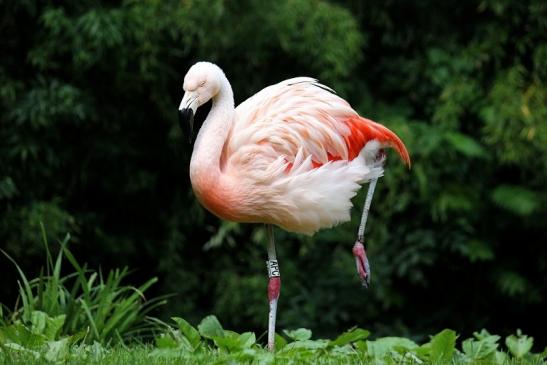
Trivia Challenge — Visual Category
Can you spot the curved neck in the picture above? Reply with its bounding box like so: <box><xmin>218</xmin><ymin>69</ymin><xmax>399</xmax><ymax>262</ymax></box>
<box><xmin>190</xmin><ymin>75</ymin><xmax>234</xmax><ymax>181</ymax></box>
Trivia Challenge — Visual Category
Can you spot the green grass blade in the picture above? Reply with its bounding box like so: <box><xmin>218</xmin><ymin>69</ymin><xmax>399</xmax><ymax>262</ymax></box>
<box><xmin>79</xmin><ymin>299</ymin><xmax>100</xmax><ymax>342</ymax></box>
<box><xmin>1</xmin><ymin>248</ymin><xmax>35</xmax><ymax>322</ymax></box>
<box><xmin>39</xmin><ymin>222</ymin><xmax>53</xmax><ymax>277</ymax></box>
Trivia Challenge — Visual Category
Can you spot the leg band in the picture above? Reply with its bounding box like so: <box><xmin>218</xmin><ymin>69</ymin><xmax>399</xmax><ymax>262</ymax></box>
<box><xmin>266</xmin><ymin>259</ymin><xmax>280</xmax><ymax>278</ymax></box>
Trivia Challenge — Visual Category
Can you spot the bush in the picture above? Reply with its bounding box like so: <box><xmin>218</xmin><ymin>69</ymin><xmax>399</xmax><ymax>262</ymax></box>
<box><xmin>0</xmin><ymin>225</ymin><xmax>166</xmax><ymax>343</ymax></box>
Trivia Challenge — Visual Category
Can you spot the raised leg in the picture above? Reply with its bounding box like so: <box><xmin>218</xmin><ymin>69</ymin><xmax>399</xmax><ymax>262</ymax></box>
<box><xmin>265</xmin><ymin>224</ymin><xmax>281</xmax><ymax>351</ymax></box>
<box><xmin>353</xmin><ymin>177</ymin><xmax>378</xmax><ymax>288</ymax></box>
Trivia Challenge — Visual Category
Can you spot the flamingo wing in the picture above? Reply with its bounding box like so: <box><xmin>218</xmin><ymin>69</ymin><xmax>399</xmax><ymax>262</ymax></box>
<box><xmin>220</xmin><ymin>78</ymin><xmax>409</xmax><ymax>234</ymax></box>
<box><xmin>225</xmin><ymin>77</ymin><xmax>409</xmax><ymax>175</ymax></box>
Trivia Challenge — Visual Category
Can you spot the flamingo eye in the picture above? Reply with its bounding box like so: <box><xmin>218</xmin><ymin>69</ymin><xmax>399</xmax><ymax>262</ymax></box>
<box><xmin>199</xmin><ymin>81</ymin><xmax>206</xmax><ymax>87</ymax></box>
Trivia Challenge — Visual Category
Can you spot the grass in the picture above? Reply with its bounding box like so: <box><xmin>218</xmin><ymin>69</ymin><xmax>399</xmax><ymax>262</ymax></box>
<box><xmin>1</xmin><ymin>313</ymin><xmax>545</xmax><ymax>365</ymax></box>
<box><xmin>1</xmin><ymin>340</ymin><xmax>546</xmax><ymax>365</ymax></box>
<box><xmin>0</xmin><ymin>224</ymin><xmax>168</xmax><ymax>343</ymax></box>
<box><xmin>1</xmin><ymin>229</ymin><xmax>546</xmax><ymax>364</ymax></box>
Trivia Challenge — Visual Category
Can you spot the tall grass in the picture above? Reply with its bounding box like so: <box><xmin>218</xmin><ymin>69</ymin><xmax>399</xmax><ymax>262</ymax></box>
<box><xmin>0</xmin><ymin>224</ymin><xmax>168</xmax><ymax>343</ymax></box>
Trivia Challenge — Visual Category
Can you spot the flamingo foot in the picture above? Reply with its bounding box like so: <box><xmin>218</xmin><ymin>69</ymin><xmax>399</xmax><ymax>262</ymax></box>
<box><xmin>352</xmin><ymin>241</ymin><xmax>370</xmax><ymax>288</ymax></box>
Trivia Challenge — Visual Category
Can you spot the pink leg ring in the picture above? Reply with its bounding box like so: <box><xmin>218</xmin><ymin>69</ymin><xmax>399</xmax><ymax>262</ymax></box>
<box><xmin>268</xmin><ymin>277</ymin><xmax>281</xmax><ymax>301</ymax></box>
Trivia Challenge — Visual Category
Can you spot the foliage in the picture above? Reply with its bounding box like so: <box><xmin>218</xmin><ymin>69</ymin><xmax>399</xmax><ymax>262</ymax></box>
<box><xmin>1</xmin><ymin>0</ymin><xmax>546</xmax><ymax>347</ymax></box>
<box><xmin>1</xmin><ymin>314</ymin><xmax>546</xmax><ymax>365</ymax></box>
<box><xmin>0</xmin><ymin>226</ymin><xmax>166</xmax><ymax>343</ymax></box>
<box><xmin>0</xmin><ymin>241</ymin><xmax>545</xmax><ymax>363</ymax></box>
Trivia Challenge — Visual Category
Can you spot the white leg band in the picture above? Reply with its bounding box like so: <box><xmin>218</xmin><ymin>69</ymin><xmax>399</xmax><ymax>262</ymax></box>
<box><xmin>266</xmin><ymin>259</ymin><xmax>280</xmax><ymax>278</ymax></box>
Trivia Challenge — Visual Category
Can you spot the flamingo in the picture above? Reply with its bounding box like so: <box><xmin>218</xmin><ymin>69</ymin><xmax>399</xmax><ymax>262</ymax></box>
<box><xmin>178</xmin><ymin>62</ymin><xmax>410</xmax><ymax>351</ymax></box>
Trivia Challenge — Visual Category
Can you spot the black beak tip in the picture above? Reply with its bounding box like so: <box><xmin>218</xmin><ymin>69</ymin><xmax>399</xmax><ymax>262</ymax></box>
<box><xmin>178</xmin><ymin>108</ymin><xmax>195</xmax><ymax>144</ymax></box>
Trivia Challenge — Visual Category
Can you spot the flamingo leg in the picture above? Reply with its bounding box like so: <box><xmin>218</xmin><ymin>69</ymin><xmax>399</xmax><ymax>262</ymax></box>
<box><xmin>265</xmin><ymin>224</ymin><xmax>281</xmax><ymax>351</ymax></box>
<box><xmin>353</xmin><ymin>177</ymin><xmax>379</xmax><ymax>287</ymax></box>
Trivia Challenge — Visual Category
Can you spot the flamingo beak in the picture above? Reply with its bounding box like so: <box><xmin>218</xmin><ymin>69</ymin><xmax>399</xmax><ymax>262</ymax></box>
<box><xmin>178</xmin><ymin>108</ymin><xmax>194</xmax><ymax>143</ymax></box>
<box><xmin>178</xmin><ymin>92</ymin><xmax>198</xmax><ymax>143</ymax></box>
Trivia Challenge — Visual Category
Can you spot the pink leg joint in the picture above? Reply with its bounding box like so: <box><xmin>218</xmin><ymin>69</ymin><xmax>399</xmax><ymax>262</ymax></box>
<box><xmin>352</xmin><ymin>241</ymin><xmax>371</xmax><ymax>288</ymax></box>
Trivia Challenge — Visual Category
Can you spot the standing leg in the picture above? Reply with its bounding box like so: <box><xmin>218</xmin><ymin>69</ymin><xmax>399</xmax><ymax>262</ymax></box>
<box><xmin>265</xmin><ymin>224</ymin><xmax>281</xmax><ymax>351</ymax></box>
<box><xmin>353</xmin><ymin>177</ymin><xmax>379</xmax><ymax>288</ymax></box>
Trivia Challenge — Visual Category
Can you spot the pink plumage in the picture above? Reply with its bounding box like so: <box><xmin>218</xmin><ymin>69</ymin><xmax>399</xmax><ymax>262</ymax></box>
<box><xmin>183</xmin><ymin>66</ymin><xmax>409</xmax><ymax>234</ymax></box>
<box><xmin>178</xmin><ymin>62</ymin><xmax>410</xmax><ymax>350</ymax></box>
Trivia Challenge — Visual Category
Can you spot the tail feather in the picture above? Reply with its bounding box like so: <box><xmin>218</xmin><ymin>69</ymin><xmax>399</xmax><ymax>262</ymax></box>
<box><xmin>346</xmin><ymin>116</ymin><xmax>411</xmax><ymax>167</ymax></box>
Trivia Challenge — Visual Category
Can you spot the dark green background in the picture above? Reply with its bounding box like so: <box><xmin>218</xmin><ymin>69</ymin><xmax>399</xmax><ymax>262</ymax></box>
<box><xmin>1</xmin><ymin>0</ymin><xmax>546</xmax><ymax>345</ymax></box>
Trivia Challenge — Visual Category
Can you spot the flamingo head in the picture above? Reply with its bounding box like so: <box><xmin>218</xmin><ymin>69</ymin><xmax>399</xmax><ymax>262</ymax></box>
<box><xmin>178</xmin><ymin>62</ymin><xmax>223</xmax><ymax>143</ymax></box>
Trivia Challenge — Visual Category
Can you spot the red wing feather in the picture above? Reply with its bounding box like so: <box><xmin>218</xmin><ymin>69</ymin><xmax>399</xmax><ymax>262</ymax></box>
<box><xmin>343</xmin><ymin>116</ymin><xmax>411</xmax><ymax>166</ymax></box>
